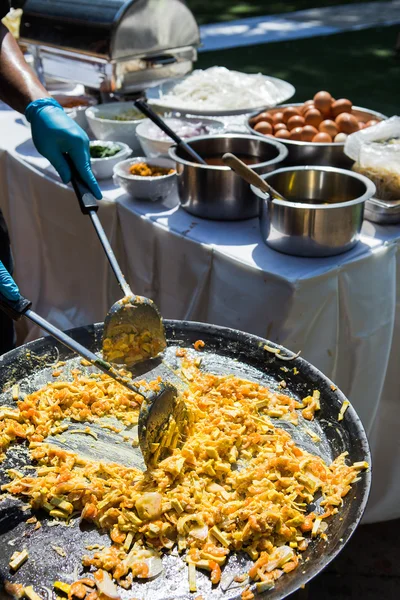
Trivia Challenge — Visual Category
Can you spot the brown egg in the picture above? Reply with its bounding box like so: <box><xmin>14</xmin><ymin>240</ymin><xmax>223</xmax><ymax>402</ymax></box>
<box><xmin>336</xmin><ymin>113</ymin><xmax>359</xmax><ymax>134</ymax></box>
<box><xmin>320</xmin><ymin>106</ymin><xmax>333</xmax><ymax>119</ymax></box>
<box><xmin>289</xmin><ymin>127</ymin><xmax>303</xmax><ymax>141</ymax></box>
<box><xmin>304</xmin><ymin>108</ymin><xmax>323</xmax><ymax>128</ymax></box>
<box><xmin>313</xmin><ymin>91</ymin><xmax>333</xmax><ymax>113</ymax></box>
<box><xmin>365</xmin><ymin>119</ymin><xmax>380</xmax><ymax>128</ymax></box>
<box><xmin>301</xmin><ymin>125</ymin><xmax>318</xmax><ymax>141</ymax></box>
<box><xmin>331</xmin><ymin>99</ymin><xmax>352</xmax><ymax>118</ymax></box>
<box><xmin>272</xmin><ymin>111</ymin><xmax>285</xmax><ymax>125</ymax></box>
<box><xmin>319</xmin><ymin>119</ymin><xmax>338</xmax><ymax>138</ymax></box>
<box><xmin>283</xmin><ymin>107</ymin><xmax>301</xmax><ymax>124</ymax></box>
<box><xmin>273</xmin><ymin>122</ymin><xmax>287</xmax><ymax>133</ymax></box>
<box><xmin>287</xmin><ymin>115</ymin><xmax>305</xmax><ymax>130</ymax></box>
<box><xmin>358</xmin><ymin>122</ymin><xmax>366</xmax><ymax>130</ymax></box>
<box><xmin>301</xmin><ymin>100</ymin><xmax>315</xmax><ymax>114</ymax></box>
<box><xmin>254</xmin><ymin>111</ymin><xmax>274</xmax><ymax>125</ymax></box>
<box><xmin>275</xmin><ymin>129</ymin><xmax>291</xmax><ymax>139</ymax></box>
<box><xmin>312</xmin><ymin>132</ymin><xmax>332</xmax><ymax>143</ymax></box>
<box><xmin>254</xmin><ymin>121</ymin><xmax>273</xmax><ymax>135</ymax></box>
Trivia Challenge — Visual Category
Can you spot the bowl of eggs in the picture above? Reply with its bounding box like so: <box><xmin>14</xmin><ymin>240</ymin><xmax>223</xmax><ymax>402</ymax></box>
<box><xmin>247</xmin><ymin>91</ymin><xmax>387</xmax><ymax>168</ymax></box>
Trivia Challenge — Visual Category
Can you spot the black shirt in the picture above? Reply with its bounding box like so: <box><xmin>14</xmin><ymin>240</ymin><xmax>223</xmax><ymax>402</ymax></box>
<box><xmin>1</xmin><ymin>2</ymin><xmax>25</xmax><ymax>20</ymax></box>
<box><xmin>1</xmin><ymin>2</ymin><xmax>12</xmax><ymax>19</ymax></box>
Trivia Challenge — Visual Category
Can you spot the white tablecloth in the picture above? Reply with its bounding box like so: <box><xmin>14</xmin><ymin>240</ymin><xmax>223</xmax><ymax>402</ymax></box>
<box><xmin>1</xmin><ymin>108</ymin><xmax>400</xmax><ymax>523</ymax></box>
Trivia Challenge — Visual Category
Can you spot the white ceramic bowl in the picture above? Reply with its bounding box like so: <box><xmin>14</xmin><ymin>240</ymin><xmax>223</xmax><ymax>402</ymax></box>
<box><xmin>89</xmin><ymin>141</ymin><xmax>132</xmax><ymax>180</ymax></box>
<box><xmin>86</xmin><ymin>102</ymin><xmax>171</xmax><ymax>153</ymax></box>
<box><xmin>86</xmin><ymin>102</ymin><xmax>144</xmax><ymax>151</ymax></box>
<box><xmin>136</xmin><ymin>117</ymin><xmax>225</xmax><ymax>157</ymax></box>
<box><xmin>113</xmin><ymin>157</ymin><xmax>177</xmax><ymax>201</ymax></box>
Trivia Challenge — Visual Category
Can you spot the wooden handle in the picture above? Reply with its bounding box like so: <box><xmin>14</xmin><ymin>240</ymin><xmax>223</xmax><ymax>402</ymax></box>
<box><xmin>222</xmin><ymin>153</ymin><xmax>269</xmax><ymax>192</ymax></box>
<box><xmin>222</xmin><ymin>153</ymin><xmax>286</xmax><ymax>201</ymax></box>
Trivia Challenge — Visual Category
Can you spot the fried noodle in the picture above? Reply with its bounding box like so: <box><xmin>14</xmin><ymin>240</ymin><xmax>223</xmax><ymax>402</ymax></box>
<box><xmin>0</xmin><ymin>348</ymin><xmax>367</xmax><ymax>596</ymax></box>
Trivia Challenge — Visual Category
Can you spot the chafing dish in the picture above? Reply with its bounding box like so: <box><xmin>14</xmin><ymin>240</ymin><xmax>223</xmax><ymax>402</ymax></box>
<box><xmin>19</xmin><ymin>0</ymin><xmax>200</xmax><ymax>95</ymax></box>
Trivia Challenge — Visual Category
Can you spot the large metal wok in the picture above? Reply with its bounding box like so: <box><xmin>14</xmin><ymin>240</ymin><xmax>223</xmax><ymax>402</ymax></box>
<box><xmin>0</xmin><ymin>321</ymin><xmax>371</xmax><ymax>600</ymax></box>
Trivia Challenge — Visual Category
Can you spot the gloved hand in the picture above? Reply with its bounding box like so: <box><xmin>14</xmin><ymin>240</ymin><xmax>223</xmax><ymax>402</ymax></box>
<box><xmin>25</xmin><ymin>98</ymin><xmax>102</xmax><ymax>200</ymax></box>
<box><xmin>0</xmin><ymin>260</ymin><xmax>20</xmax><ymax>301</ymax></box>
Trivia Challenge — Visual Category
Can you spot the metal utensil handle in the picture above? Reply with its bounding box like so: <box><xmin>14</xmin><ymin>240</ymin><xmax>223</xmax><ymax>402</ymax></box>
<box><xmin>64</xmin><ymin>154</ymin><xmax>99</xmax><ymax>215</ymax></box>
<box><xmin>0</xmin><ymin>291</ymin><xmax>31</xmax><ymax>321</ymax></box>
<box><xmin>88</xmin><ymin>212</ymin><xmax>132</xmax><ymax>297</ymax></box>
<box><xmin>134</xmin><ymin>99</ymin><xmax>207</xmax><ymax>166</ymax></box>
<box><xmin>222</xmin><ymin>153</ymin><xmax>286</xmax><ymax>201</ymax></box>
<box><xmin>64</xmin><ymin>155</ymin><xmax>132</xmax><ymax>298</ymax></box>
<box><xmin>24</xmin><ymin>309</ymin><xmax>144</xmax><ymax>397</ymax></box>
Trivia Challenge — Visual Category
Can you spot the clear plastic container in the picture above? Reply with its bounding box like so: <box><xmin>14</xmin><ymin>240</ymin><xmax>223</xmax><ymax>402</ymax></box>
<box><xmin>345</xmin><ymin>116</ymin><xmax>400</xmax><ymax>201</ymax></box>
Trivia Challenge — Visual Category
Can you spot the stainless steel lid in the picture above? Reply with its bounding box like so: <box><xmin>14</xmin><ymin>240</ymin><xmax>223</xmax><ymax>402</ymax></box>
<box><xmin>20</xmin><ymin>0</ymin><xmax>200</xmax><ymax>60</ymax></box>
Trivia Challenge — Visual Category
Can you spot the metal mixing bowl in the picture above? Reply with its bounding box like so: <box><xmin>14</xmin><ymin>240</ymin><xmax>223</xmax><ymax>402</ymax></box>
<box><xmin>168</xmin><ymin>134</ymin><xmax>288</xmax><ymax>220</ymax></box>
<box><xmin>251</xmin><ymin>166</ymin><xmax>376</xmax><ymax>257</ymax></box>
<box><xmin>247</xmin><ymin>104</ymin><xmax>387</xmax><ymax>168</ymax></box>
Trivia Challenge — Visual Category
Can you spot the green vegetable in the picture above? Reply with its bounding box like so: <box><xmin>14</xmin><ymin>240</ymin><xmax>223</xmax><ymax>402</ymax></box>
<box><xmin>99</xmin><ymin>110</ymin><xmax>143</xmax><ymax>122</ymax></box>
<box><xmin>90</xmin><ymin>144</ymin><xmax>121</xmax><ymax>159</ymax></box>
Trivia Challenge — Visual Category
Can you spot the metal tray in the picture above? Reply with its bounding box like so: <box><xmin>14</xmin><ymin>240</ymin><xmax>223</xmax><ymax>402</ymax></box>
<box><xmin>0</xmin><ymin>321</ymin><xmax>371</xmax><ymax>600</ymax></box>
<box><xmin>365</xmin><ymin>197</ymin><xmax>400</xmax><ymax>224</ymax></box>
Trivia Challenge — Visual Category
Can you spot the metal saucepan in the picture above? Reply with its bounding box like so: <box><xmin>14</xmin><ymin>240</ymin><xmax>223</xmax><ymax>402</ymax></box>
<box><xmin>168</xmin><ymin>134</ymin><xmax>288</xmax><ymax>220</ymax></box>
<box><xmin>247</xmin><ymin>105</ymin><xmax>387</xmax><ymax>168</ymax></box>
<box><xmin>251</xmin><ymin>166</ymin><xmax>376</xmax><ymax>257</ymax></box>
<box><xmin>0</xmin><ymin>320</ymin><xmax>370</xmax><ymax>600</ymax></box>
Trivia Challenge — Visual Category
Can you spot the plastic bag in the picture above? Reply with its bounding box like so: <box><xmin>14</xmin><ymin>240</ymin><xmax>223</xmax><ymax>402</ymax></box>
<box><xmin>344</xmin><ymin>116</ymin><xmax>400</xmax><ymax>201</ymax></box>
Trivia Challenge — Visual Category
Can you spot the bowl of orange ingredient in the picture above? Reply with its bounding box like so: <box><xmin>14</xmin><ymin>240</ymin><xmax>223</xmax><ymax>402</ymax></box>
<box><xmin>247</xmin><ymin>91</ymin><xmax>387</xmax><ymax>168</ymax></box>
<box><xmin>113</xmin><ymin>157</ymin><xmax>177</xmax><ymax>201</ymax></box>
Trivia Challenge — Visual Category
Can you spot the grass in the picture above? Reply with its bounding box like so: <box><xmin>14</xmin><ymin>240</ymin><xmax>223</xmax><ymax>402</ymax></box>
<box><xmin>187</xmin><ymin>0</ymin><xmax>388</xmax><ymax>25</ymax></box>
<box><xmin>195</xmin><ymin>26</ymin><xmax>400</xmax><ymax>116</ymax></box>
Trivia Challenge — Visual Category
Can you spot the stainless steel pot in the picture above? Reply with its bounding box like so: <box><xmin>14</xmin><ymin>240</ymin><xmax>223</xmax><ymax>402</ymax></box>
<box><xmin>247</xmin><ymin>105</ymin><xmax>387</xmax><ymax>168</ymax></box>
<box><xmin>251</xmin><ymin>166</ymin><xmax>376</xmax><ymax>257</ymax></box>
<box><xmin>168</xmin><ymin>134</ymin><xmax>288</xmax><ymax>220</ymax></box>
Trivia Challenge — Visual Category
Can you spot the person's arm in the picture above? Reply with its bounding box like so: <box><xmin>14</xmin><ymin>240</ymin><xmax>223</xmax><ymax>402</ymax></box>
<box><xmin>0</xmin><ymin>23</ymin><xmax>49</xmax><ymax>113</ymax></box>
<box><xmin>0</xmin><ymin>23</ymin><xmax>101</xmax><ymax>198</ymax></box>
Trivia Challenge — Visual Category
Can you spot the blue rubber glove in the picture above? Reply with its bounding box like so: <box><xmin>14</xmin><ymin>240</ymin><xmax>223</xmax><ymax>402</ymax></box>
<box><xmin>25</xmin><ymin>98</ymin><xmax>102</xmax><ymax>200</ymax></box>
<box><xmin>0</xmin><ymin>260</ymin><xmax>20</xmax><ymax>301</ymax></box>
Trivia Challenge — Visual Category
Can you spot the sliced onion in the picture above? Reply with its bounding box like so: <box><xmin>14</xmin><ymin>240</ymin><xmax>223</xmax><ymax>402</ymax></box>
<box><xmin>94</xmin><ymin>570</ymin><xmax>120</xmax><ymax>599</ymax></box>
<box><xmin>143</xmin><ymin>556</ymin><xmax>163</xmax><ymax>578</ymax></box>
<box><xmin>189</xmin><ymin>524</ymin><xmax>209</xmax><ymax>540</ymax></box>
<box><xmin>277</xmin><ymin>350</ymin><xmax>301</xmax><ymax>361</ymax></box>
<box><xmin>177</xmin><ymin>513</ymin><xmax>204</xmax><ymax>535</ymax></box>
<box><xmin>319</xmin><ymin>520</ymin><xmax>328</xmax><ymax>533</ymax></box>
<box><xmin>265</xmin><ymin>546</ymin><xmax>295</xmax><ymax>573</ymax></box>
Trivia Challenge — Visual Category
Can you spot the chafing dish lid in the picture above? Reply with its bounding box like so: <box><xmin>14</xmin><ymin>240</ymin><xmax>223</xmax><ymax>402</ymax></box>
<box><xmin>20</xmin><ymin>0</ymin><xmax>200</xmax><ymax>60</ymax></box>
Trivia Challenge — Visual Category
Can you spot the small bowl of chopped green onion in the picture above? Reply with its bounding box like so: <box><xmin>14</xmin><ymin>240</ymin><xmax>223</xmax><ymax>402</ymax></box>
<box><xmin>89</xmin><ymin>141</ymin><xmax>132</xmax><ymax>180</ymax></box>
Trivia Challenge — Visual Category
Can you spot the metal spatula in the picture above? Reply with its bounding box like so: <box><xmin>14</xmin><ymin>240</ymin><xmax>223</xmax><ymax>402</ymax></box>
<box><xmin>0</xmin><ymin>292</ymin><xmax>187</xmax><ymax>468</ymax></box>
<box><xmin>65</xmin><ymin>155</ymin><xmax>166</xmax><ymax>368</ymax></box>
<box><xmin>66</xmin><ymin>157</ymin><xmax>188</xmax><ymax>465</ymax></box>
